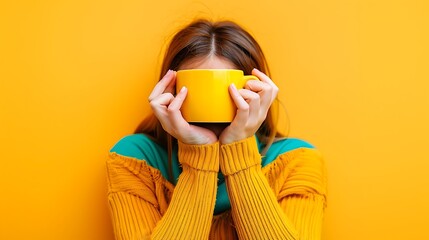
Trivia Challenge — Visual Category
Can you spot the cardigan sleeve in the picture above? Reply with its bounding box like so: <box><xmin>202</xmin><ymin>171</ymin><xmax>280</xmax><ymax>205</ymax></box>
<box><xmin>219</xmin><ymin>136</ymin><xmax>327</xmax><ymax>240</ymax></box>
<box><xmin>107</xmin><ymin>141</ymin><xmax>220</xmax><ymax>240</ymax></box>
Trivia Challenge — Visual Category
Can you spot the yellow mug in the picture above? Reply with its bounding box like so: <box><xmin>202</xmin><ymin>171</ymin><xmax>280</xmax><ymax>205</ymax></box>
<box><xmin>176</xmin><ymin>69</ymin><xmax>258</xmax><ymax>122</ymax></box>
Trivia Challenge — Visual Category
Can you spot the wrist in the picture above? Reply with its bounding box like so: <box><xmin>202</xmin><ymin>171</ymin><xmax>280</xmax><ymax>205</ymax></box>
<box><xmin>178</xmin><ymin>141</ymin><xmax>220</xmax><ymax>172</ymax></box>
<box><xmin>181</xmin><ymin>136</ymin><xmax>218</xmax><ymax>145</ymax></box>
<box><xmin>219</xmin><ymin>136</ymin><xmax>261</xmax><ymax>175</ymax></box>
<box><xmin>219</xmin><ymin>133</ymin><xmax>250</xmax><ymax>145</ymax></box>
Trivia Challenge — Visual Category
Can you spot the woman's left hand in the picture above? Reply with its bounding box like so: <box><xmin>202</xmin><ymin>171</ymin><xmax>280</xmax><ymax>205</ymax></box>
<box><xmin>219</xmin><ymin>68</ymin><xmax>279</xmax><ymax>144</ymax></box>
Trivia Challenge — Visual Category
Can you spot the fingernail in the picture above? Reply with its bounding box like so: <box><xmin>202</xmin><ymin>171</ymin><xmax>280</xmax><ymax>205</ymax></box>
<box><xmin>165</xmin><ymin>69</ymin><xmax>174</xmax><ymax>76</ymax></box>
<box><xmin>180</xmin><ymin>86</ymin><xmax>187</xmax><ymax>92</ymax></box>
<box><xmin>231</xmin><ymin>83</ymin><xmax>236</xmax><ymax>89</ymax></box>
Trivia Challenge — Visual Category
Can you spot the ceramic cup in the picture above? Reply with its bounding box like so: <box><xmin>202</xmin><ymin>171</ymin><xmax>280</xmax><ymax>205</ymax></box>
<box><xmin>176</xmin><ymin>69</ymin><xmax>258</xmax><ymax>122</ymax></box>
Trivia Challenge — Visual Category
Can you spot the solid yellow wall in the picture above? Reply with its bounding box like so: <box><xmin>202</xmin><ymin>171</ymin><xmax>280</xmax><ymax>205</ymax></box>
<box><xmin>1</xmin><ymin>0</ymin><xmax>428</xmax><ymax>239</ymax></box>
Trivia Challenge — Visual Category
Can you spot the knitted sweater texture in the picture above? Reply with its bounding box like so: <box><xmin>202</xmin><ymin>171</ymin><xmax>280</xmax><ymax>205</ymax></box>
<box><xmin>106</xmin><ymin>135</ymin><xmax>327</xmax><ymax>240</ymax></box>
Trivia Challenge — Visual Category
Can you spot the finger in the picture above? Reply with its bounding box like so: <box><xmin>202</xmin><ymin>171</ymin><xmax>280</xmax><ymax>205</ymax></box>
<box><xmin>252</xmin><ymin>68</ymin><xmax>279</xmax><ymax>92</ymax></box>
<box><xmin>229</xmin><ymin>83</ymin><xmax>249</xmax><ymax>122</ymax></box>
<box><xmin>244</xmin><ymin>80</ymin><xmax>265</xmax><ymax>93</ymax></box>
<box><xmin>167</xmin><ymin>86</ymin><xmax>189</xmax><ymax>128</ymax></box>
<box><xmin>148</xmin><ymin>70</ymin><xmax>175</xmax><ymax>102</ymax></box>
<box><xmin>251</xmin><ymin>68</ymin><xmax>274</xmax><ymax>86</ymax></box>
<box><xmin>245</xmin><ymin>80</ymin><xmax>274</xmax><ymax>111</ymax></box>
<box><xmin>165</xmin><ymin>70</ymin><xmax>177</xmax><ymax>94</ymax></box>
<box><xmin>251</xmin><ymin>68</ymin><xmax>279</xmax><ymax>104</ymax></box>
<box><xmin>238</xmin><ymin>89</ymin><xmax>261</xmax><ymax>126</ymax></box>
<box><xmin>168</xmin><ymin>86</ymin><xmax>187</xmax><ymax>113</ymax></box>
<box><xmin>149</xmin><ymin>92</ymin><xmax>175</xmax><ymax>112</ymax></box>
<box><xmin>150</xmin><ymin>93</ymin><xmax>175</xmax><ymax>128</ymax></box>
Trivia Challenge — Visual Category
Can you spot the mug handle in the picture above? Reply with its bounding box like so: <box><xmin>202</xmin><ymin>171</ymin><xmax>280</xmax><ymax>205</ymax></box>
<box><xmin>243</xmin><ymin>75</ymin><xmax>259</xmax><ymax>81</ymax></box>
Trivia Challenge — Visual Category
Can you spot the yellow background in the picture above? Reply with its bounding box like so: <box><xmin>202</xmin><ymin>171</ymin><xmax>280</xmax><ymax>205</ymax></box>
<box><xmin>1</xmin><ymin>0</ymin><xmax>428</xmax><ymax>239</ymax></box>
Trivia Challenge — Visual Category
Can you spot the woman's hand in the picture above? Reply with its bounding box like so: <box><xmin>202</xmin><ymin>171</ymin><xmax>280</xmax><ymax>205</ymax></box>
<box><xmin>219</xmin><ymin>68</ymin><xmax>279</xmax><ymax>144</ymax></box>
<box><xmin>149</xmin><ymin>70</ymin><xmax>218</xmax><ymax>145</ymax></box>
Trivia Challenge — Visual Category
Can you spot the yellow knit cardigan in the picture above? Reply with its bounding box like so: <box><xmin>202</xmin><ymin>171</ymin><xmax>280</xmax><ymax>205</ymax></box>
<box><xmin>106</xmin><ymin>136</ymin><xmax>327</xmax><ymax>239</ymax></box>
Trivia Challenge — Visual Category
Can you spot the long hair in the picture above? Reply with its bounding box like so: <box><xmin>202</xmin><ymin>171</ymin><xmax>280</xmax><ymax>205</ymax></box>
<box><xmin>135</xmin><ymin>19</ymin><xmax>285</xmax><ymax>180</ymax></box>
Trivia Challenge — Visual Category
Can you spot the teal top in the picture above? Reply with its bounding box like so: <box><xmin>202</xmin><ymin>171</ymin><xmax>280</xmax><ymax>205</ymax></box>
<box><xmin>110</xmin><ymin>134</ymin><xmax>314</xmax><ymax>214</ymax></box>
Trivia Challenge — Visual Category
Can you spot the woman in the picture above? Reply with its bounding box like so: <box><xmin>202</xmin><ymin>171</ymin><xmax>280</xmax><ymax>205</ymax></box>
<box><xmin>107</xmin><ymin>19</ymin><xmax>327</xmax><ymax>240</ymax></box>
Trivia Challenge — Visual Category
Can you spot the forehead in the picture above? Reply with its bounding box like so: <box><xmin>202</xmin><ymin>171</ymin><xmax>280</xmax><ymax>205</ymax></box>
<box><xmin>178</xmin><ymin>56</ymin><xmax>238</xmax><ymax>70</ymax></box>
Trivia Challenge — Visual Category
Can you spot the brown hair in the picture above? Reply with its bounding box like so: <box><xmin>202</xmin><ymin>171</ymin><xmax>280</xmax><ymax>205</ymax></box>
<box><xmin>135</xmin><ymin>19</ymin><xmax>285</xmax><ymax>179</ymax></box>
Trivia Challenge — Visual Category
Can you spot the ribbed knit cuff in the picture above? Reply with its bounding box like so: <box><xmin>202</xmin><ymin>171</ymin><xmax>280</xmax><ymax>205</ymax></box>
<box><xmin>178</xmin><ymin>141</ymin><xmax>220</xmax><ymax>172</ymax></box>
<box><xmin>220</xmin><ymin>136</ymin><xmax>261</xmax><ymax>175</ymax></box>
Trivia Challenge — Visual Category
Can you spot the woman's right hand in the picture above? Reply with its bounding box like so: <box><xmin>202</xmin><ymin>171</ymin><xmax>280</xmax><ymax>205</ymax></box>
<box><xmin>148</xmin><ymin>70</ymin><xmax>218</xmax><ymax>145</ymax></box>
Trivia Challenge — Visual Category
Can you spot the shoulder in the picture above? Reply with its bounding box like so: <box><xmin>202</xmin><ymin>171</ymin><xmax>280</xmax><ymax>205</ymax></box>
<box><xmin>271</xmin><ymin>137</ymin><xmax>315</xmax><ymax>151</ymax></box>
<box><xmin>110</xmin><ymin>134</ymin><xmax>153</xmax><ymax>158</ymax></box>
<box><xmin>109</xmin><ymin>134</ymin><xmax>167</xmax><ymax>167</ymax></box>
<box><xmin>262</xmin><ymin>138</ymin><xmax>327</xmax><ymax>196</ymax></box>
<box><xmin>262</xmin><ymin>137</ymin><xmax>317</xmax><ymax>166</ymax></box>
